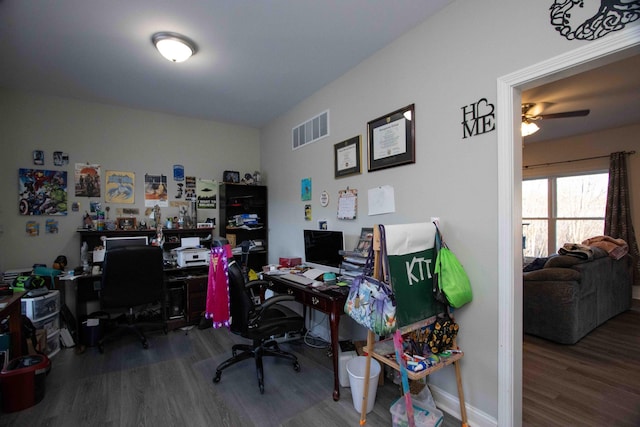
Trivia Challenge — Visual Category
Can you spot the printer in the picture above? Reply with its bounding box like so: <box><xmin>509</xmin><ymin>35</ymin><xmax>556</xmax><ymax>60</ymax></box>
<box><xmin>174</xmin><ymin>237</ymin><xmax>209</xmax><ymax>268</ymax></box>
<box><xmin>175</xmin><ymin>247</ymin><xmax>209</xmax><ymax>268</ymax></box>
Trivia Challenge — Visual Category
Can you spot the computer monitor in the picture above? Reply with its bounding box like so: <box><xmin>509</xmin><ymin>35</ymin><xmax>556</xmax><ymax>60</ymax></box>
<box><xmin>303</xmin><ymin>229</ymin><xmax>344</xmax><ymax>274</ymax></box>
<box><xmin>104</xmin><ymin>236</ymin><xmax>149</xmax><ymax>251</ymax></box>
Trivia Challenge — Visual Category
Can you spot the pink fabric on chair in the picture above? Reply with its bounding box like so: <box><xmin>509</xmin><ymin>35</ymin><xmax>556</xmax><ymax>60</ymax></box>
<box><xmin>205</xmin><ymin>244</ymin><xmax>233</xmax><ymax>328</ymax></box>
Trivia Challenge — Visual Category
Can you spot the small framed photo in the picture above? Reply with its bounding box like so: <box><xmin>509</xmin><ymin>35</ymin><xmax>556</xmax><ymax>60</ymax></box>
<box><xmin>367</xmin><ymin>104</ymin><xmax>415</xmax><ymax>172</ymax></box>
<box><xmin>334</xmin><ymin>135</ymin><xmax>361</xmax><ymax>178</ymax></box>
<box><xmin>223</xmin><ymin>170</ymin><xmax>240</xmax><ymax>183</ymax></box>
<box><xmin>117</xmin><ymin>217</ymin><xmax>137</xmax><ymax>230</ymax></box>
<box><xmin>33</xmin><ymin>150</ymin><xmax>44</xmax><ymax>165</ymax></box>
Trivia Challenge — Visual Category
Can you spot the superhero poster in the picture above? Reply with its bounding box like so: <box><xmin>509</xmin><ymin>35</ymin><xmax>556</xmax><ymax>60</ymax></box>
<box><xmin>75</xmin><ymin>163</ymin><xmax>101</xmax><ymax>197</ymax></box>
<box><xmin>18</xmin><ymin>168</ymin><xmax>68</xmax><ymax>215</ymax></box>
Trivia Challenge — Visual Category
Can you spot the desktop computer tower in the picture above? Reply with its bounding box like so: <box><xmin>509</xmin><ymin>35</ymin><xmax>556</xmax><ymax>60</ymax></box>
<box><xmin>166</xmin><ymin>286</ymin><xmax>185</xmax><ymax>319</ymax></box>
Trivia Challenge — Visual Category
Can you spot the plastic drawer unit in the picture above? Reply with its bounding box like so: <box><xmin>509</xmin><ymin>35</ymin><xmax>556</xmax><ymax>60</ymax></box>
<box><xmin>45</xmin><ymin>330</ymin><xmax>61</xmax><ymax>358</ymax></box>
<box><xmin>31</xmin><ymin>311</ymin><xmax>60</xmax><ymax>336</ymax></box>
<box><xmin>21</xmin><ymin>290</ymin><xmax>60</xmax><ymax>321</ymax></box>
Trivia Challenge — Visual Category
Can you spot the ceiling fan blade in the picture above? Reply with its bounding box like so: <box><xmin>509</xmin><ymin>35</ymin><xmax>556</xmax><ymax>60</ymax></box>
<box><xmin>522</xmin><ymin>102</ymin><xmax>552</xmax><ymax>117</ymax></box>
<box><xmin>538</xmin><ymin>109</ymin><xmax>590</xmax><ymax>120</ymax></box>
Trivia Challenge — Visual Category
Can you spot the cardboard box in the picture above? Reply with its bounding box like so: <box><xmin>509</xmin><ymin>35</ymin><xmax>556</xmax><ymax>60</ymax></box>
<box><xmin>279</xmin><ymin>257</ymin><xmax>302</xmax><ymax>267</ymax></box>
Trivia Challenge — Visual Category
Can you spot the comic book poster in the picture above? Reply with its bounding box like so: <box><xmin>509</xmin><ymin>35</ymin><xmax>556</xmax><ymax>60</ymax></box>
<box><xmin>75</xmin><ymin>163</ymin><xmax>101</xmax><ymax>197</ymax></box>
<box><xmin>105</xmin><ymin>171</ymin><xmax>135</xmax><ymax>204</ymax></box>
<box><xmin>45</xmin><ymin>219</ymin><xmax>59</xmax><ymax>234</ymax></box>
<box><xmin>144</xmin><ymin>174</ymin><xmax>168</xmax><ymax>207</ymax></box>
<box><xmin>185</xmin><ymin>176</ymin><xmax>196</xmax><ymax>201</ymax></box>
<box><xmin>18</xmin><ymin>168</ymin><xmax>68</xmax><ymax>215</ymax></box>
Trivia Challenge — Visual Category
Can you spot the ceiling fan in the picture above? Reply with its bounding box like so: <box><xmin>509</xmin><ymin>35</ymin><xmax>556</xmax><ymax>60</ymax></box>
<box><xmin>521</xmin><ymin>102</ymin><xmax>590</xmax><ymax>137</ymax></box>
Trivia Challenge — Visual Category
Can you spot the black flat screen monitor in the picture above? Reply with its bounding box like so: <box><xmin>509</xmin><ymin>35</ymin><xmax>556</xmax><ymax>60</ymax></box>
<box><xmin>104</xmin><ymin>236</ymin><xmax>149</xmax><ymax>251</ymax></box>
<box><xmin>303</xmin><ymin>229</ymin><xmax>344</xmax><ymax>273</ymax></box>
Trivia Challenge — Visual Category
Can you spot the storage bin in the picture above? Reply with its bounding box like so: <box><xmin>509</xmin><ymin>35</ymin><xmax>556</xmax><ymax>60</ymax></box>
<box><xmin>31</xmin><ymin>312</ymin><xmax>60</xmax><ymax>336</ymax></box>
<box><xmin>21</xmin><ymin>290</ymin><xmax>60</xmax><ymax>321</ymax></box>
<box><xmin>390</xmin><ymin>396</ymin><xmax>444</xmax><ymax>427</ymax></box>
<box><xmin>0</xmin><ymin>354</ymin><xmax>51</xmax><ymax>412</ymax></box>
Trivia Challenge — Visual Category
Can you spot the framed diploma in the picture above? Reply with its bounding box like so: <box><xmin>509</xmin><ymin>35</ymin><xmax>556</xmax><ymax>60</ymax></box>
<box><xmin>334</xmin><ymin>135</ymin><xmax>361</xmax><ymax>178</ymax></box>
<box><xmin>367</xmin><ymin>104</ymin><xmax>415</xmax><ymax>172</ymax></box>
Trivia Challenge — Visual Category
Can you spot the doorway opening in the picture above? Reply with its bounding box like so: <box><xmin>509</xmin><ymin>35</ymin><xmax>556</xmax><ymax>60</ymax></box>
<box><xmin>496</xmin><ymin>26</ymin><xmax>640</xmax><ymax>426</ymax></box>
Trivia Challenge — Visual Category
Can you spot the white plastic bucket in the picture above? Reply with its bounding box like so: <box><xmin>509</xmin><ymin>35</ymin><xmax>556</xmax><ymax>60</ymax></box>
<box><xmin>346</xmin><ymin>356</ymin><xmax>381</xmax><ymax>414</ymax></box>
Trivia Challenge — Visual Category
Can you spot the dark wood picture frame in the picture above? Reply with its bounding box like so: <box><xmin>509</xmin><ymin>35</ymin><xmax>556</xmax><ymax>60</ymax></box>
<box><xmin>334</xmin><ymin>135</ymin><xmax>362</xmax><ymax>178</ymax></box>
<box><xmin>223</xmin><ymin>170</ymin><xmax>240</xmax><ymax>183</ymax></box>
<box><xmin>367</xmin><ymin>104</ymin><xmax>415</xmax><ymax>172</ymax></box>
<box><xmin>117</xmin><ymin>217</ymin><xmax>137</xmax><ymax>230</ymax></box>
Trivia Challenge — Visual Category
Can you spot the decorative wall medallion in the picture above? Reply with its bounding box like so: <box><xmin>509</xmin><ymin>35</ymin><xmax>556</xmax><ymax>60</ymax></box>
<box><xmin>320</xmin><ymin>190</ymin><xmax>329</xmax><ymax>207</ymax></box>
<box><xmin>550</xmin><ymin>0</ymin><xmax>640</xmax><ymax>41</ymax></box>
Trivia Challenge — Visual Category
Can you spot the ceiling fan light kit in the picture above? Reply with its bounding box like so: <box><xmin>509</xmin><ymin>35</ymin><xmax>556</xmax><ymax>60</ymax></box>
<box><xmin>521</xmin><ymin>121</ymin><xmax>540</xmax><ymax>137</ymax></box>
<box><xmin>152</xmin><ymin>32</ymin><xmax>197</xmax><ymax>63</ymax></box>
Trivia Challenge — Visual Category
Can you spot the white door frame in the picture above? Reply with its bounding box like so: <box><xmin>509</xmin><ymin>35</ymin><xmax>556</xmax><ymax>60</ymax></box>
<box><xmin>496</xmin><ymin>26</ymin><xmax>640</xmax><ymax>427</ymax></box>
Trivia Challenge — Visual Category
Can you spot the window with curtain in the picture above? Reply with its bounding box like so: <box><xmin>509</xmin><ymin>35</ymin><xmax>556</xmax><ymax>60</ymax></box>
<box><xmin>523</xmin><ymin>172</ymin><xmax>609</xmax><ymax>257</ymax></box>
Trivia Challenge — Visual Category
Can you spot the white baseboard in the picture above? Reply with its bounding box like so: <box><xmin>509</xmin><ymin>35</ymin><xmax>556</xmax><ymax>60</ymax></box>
<box><xmin>429</xmin><ymin>383</ymin><xmax>497</xmax><ymax>427</ymax></box>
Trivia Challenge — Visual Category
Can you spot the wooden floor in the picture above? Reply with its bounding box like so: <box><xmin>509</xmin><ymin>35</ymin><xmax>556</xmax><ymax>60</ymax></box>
<box><xmin>523</xmin><ymin>299</ymin><xmax>640</xmax><ymax>426</ymax></box>
<box><xmin>5</xmin><ymin>301</ymin><xmax>637</xmax><ymax>427</ymax></box>
<box><xmin>0</xmin><ymin>324</ymin><xmax>461</xmax><ymax>427</ymax></box>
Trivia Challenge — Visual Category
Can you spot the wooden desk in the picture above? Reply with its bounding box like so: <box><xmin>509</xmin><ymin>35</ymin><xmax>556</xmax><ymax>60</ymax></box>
<box><xmin>265</xmin><ymin>274</ymin><xmax>348</xmax><ymax>401</ymax></box>
<box><xmin>0</xmin><ymin>290</ymin><xmax>26</xmax><ymax>359</ymax></box>
<box><xmin>59</xmin><ymin>266</ymin><xmax>209</xmax><ymax>342</ymax></box>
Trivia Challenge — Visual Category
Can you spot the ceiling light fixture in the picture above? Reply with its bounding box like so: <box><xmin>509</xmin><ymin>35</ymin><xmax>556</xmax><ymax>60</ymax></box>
<box><xmin>152</xmin><ymin>32</ymin><xmax>197</xmax><ymax>63</ymax></box>
<box><xmin>521</xmin><ymin>120</ymin><xmax>539</xmax><ymax>137</ymax></box>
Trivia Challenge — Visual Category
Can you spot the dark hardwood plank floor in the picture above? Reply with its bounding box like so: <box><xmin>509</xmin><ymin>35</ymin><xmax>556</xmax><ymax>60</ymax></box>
<box><xmin>523</xmin><ymin>300</ymin><xmax>640</xmax><ymax>427</ymax></box>
<box><xmin>0</xmin><ymin>325</ymin><xmax>461</xmax><ymax>427</ymax></box>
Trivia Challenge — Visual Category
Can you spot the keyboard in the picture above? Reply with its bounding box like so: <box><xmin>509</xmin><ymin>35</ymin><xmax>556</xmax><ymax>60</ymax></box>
<box><xmin>281</xmin><ymin>273</ymin><xmax>314</xmax><ymax>285</ymax></box>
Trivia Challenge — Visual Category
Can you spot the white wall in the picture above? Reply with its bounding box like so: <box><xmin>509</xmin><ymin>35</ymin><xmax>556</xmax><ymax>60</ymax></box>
<box><xmin>0</xmin><ymin>89</ymin><xmax>260</xmax><ymax>270</ymax></box>
<box><xmin>259</xmin><ymin>1</ymin><xmax>639</xmax><ymax>425</ymax></box>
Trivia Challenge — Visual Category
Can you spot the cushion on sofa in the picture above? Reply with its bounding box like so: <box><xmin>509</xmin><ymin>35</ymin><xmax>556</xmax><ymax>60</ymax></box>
<box><xmin>523</xmin><ymin>267</ymin><xmax>580</xmax><ymax>282</ymax></box>
<box><xmin>544</xmin><ymin>255</ymin><xmax>584</xmax><ymax>268</ymax></box>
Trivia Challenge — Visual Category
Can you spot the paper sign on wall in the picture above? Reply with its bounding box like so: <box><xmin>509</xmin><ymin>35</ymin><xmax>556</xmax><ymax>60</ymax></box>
<box><xmin>368</xmin><ymin>185</ymin><xmax>395</xmax><ymax>216</ymax></box>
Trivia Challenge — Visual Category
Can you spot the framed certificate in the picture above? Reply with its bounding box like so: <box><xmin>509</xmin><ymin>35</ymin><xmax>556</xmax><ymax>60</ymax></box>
<box><xmin>334</xmin><ymin>135</ymin><xmax>361</xmax><ymax>178</ymax></box>
<box><xmin>367</xmin><ymin>104</ymin><xmax>415</xmax><ymax>172</ymax></box>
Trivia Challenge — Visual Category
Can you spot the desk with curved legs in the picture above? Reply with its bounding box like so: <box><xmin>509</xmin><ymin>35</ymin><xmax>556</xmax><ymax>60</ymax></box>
<box><xmin>265</xmin><ymin>274</ymin><xmax>347</xmax><ymax>401</ymax></box>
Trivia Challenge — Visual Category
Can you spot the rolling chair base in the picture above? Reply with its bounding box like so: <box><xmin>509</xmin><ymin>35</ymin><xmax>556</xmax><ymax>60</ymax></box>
<box><xmin>213</xmin><ymin>339</ymin><xmax>300</xmax><ymax>394</ymax></box>
<box><xmin>97</xmin><ymin>314</ymin><xmax>167</xmax><ymax>354</ymax></box>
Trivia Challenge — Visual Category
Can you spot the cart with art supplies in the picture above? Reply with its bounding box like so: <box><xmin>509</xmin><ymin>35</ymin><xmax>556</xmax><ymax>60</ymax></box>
<box><xmin>356</xmin><ymin>223</ymin><xmax>468</xmax><ymax>427</ymax></box>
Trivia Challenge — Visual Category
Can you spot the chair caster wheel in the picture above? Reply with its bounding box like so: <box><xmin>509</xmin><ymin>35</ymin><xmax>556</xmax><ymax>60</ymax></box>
<box><xmin>213</xmin><ymin>372</ymin><xmax>222</xmax><ymax>383</ymax></box>
<box><xmin>142</xmin><ymin>341</ymin><xmax>149</xmax><ymax>349</ymax></box>
<box><xmin>293</xmin><ymin>361</ymin><xmax>300</xmax><ymax>372</ymax></box>
<box><xmin>259</xmin><ymin>384</ymin><xmax>264</xmax><ymax>394</ymax></box>
<box><xmin>98</xmin><ymin>344</ymin><xmax>104</xmax><ymax>354</ymax></box>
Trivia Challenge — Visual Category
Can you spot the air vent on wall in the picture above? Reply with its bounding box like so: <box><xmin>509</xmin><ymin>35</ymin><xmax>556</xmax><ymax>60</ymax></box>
<box><xmin>292</xmin><ymin>110</ymin><xmax>329</xmax><ymax>150</ymax></box>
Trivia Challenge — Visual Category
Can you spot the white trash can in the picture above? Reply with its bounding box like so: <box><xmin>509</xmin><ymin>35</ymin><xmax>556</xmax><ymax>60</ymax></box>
<box><xmin>346</xmin><ymin>356</ymin><xmax>381</xmax><ymax>414</ymax></box>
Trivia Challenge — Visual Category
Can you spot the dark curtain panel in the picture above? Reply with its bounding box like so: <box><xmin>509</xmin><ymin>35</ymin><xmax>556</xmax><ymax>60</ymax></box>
<box><xmin>605</xmin><ymin>151</ymin><xmax>640</xmax><ymax>287</ymax></box>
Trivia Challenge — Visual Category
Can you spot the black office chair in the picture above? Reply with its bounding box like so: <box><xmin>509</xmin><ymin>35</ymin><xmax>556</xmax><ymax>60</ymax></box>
<box><xmin>97</xmin><ymin>245</ymin><xmax>166</xmax><ymax>353</ymax></box>
<box><xmin>213</xmin><ymin>259</ymin><xmax>304</xmax><ymax>393</ymax></box>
